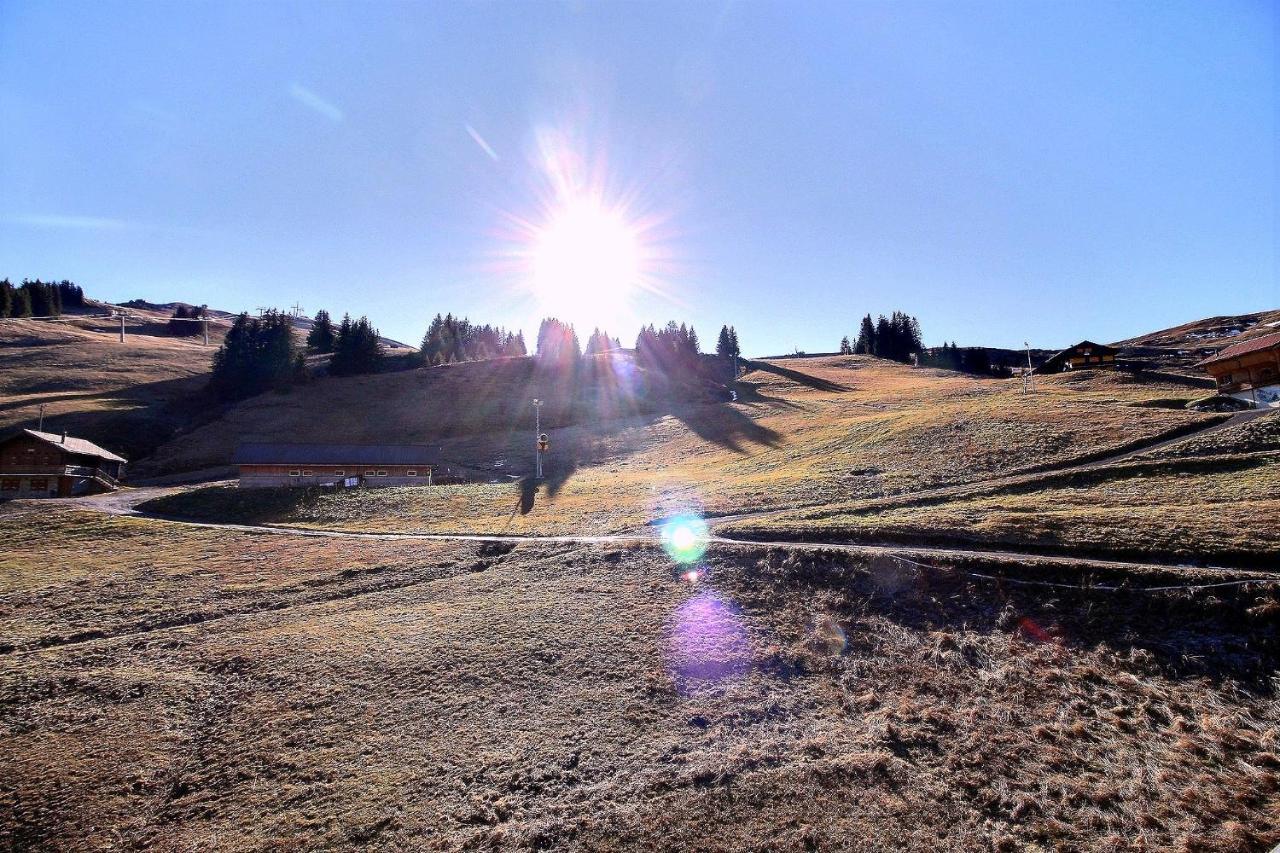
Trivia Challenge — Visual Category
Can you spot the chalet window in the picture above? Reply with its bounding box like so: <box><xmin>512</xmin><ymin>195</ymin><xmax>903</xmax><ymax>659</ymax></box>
<box><xmin>302</xmin><ymin>470</ymin><xmax>313</xmax><ymax>476</ymax></box>
<box><xmin>29</xmin><ymin>478</ymin><xmax>48</xmax><ymax>490</ymax></box>
<box><xmin>334</xmin><ymin>470</ymin><xmax>344</xmax><ymax>476</ymax></box>
<box><xmin>376</xmin><ymin>470</ymin><xmax>388</xmax><ymax>476</ymax></box>
<box><xmin>289</xmin><ymin>470</ymin><xmax>301</xmax><ymax>477</ymax></box>
<box><xmin>1</xmin><ymin>479</ymin><xmax>18</xmax><ymax>491</ymax></box>
<box><xmin>406</xmin><ymin>470</ymin><xmax>416</xmax><ymax>477</ymax></box>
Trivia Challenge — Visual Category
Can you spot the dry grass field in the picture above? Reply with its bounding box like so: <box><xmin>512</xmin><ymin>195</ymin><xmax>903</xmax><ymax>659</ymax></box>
<box><xmin>5</xmin><ymin>328</ymin><xmax>1279</xmax><ymax>850</ymax></box>
<box><xmin>0</xmin><ymin>308</ymin><xmax>228</xmax><ymax>461</ymax></box>
<box><xmin>138</xmin><ymin>357</ymin><xmax>1222</xmax><ymax>538</ymax></box>
<box><xmin>725</xmin><ymin>452</ymin><xmax>1280</xmax><ymax>568</ymax></box>
<box><xmin>1</xmin><ymin>504</ymin><xmax>1277</xmax><ymax>851</ymax></box>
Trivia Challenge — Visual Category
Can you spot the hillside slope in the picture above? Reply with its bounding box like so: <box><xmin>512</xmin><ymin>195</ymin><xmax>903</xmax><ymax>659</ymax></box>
<box><xmin>0</xmin><ymin>304</ymin><xmax>232</xmax><ymax>460</ymax></box>
<box><xmin>1113</xmin><ymin>308</ymin><xmax>1280</xmax><ymax>350</ymax></box>
<box><xmin>138</xmin><ymin>353</ymin><xmax>1221</xmax><ymax>536</ymax></box>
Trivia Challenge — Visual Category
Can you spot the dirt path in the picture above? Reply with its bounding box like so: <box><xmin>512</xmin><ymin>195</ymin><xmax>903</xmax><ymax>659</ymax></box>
<box><xmin>67</xmin><ymin>480</ymin><xmax>1279</xmax><ymax>584</ymax></box>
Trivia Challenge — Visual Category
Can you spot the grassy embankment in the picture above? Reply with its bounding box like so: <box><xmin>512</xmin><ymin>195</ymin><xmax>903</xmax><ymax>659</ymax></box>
<box><xmin>724</xmin><ymin>410</ymin><xmax>1280</xmax><ymax>567</ymax></box>
<box><xmin>139</xmin><ymin>358</ymin><xmax>1223</xmax><ymax>536</ymax></box>
<box><xmin>0</xmin><ymin>308</ymin><xmax>228</xmax><ymax>461</ymax></box>
<box><xmin>1</xmin><ymin>503</ymin><xmax>1276</xmax><ymax>851</ymax></box>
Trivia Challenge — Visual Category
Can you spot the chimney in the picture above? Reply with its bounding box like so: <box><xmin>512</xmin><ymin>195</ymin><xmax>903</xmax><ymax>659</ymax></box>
<box><xmin>61</xmin><ymin>431</ymin><xmax>67</xmax><ymax>443</ymax></box>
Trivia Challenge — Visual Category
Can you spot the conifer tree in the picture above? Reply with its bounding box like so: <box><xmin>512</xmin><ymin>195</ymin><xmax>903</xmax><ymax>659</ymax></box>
<box><xmin>307</xmin><ymin>309</ymin><xmax>336</xmax><ymax>353</ymax></box>
<box><xmin>536</xmin><ymin>317</ymin><xmax>581</xmax><ymax>363</ymax></box>
<box><xmin>716</xmin><ymin>326</ymin><xmax>733</xmax><ymax>358</ymax></box>
<box><xmin>209</xmin><ymin>310</ymin><xmax>301</xmax><ymax>399</ymax></box>
<box><xmin>855</xmin><ymin>314</ymin><xmax>876</xmax><ymax>354</ymax></box>
<box><xmin>330</xmin><ymin>315</ymin><xmax>383</xmax><ymax>376</ymax></box>
<box><xmin>11</xmin><ymin>285</ymin><xmax>31</xmax><ymax>317</ymax></box>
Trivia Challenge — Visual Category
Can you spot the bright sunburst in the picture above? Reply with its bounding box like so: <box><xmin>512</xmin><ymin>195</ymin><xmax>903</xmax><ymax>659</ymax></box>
<box><xmin>531</xmin><ymin>198</ymin><xmax>640</xmax><ymax>327</ymax></box>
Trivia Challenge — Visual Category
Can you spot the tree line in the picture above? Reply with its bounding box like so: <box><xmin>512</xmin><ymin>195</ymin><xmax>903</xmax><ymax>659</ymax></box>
<box><xmin>210</xmin><ymin>304</ymin><xmax>744</xmax><ymax>403</ymax></box>
<box><xmin>300</xmin><ymin>309</ymin><xmax>386</xmax><ymax>376</ymax></box>
<box><xmin>917</xmin><ymin>342</ymin><xmax>1011</xmax><ymax>376</ymax></box>
<box><xmin>418</xmin><ymin>313</ymin><xmax>527</xmax><ymax>364</ymax></box>
<box><xmin>0</xmin><ymin>279</ymin><xmax>86</xmax><ymax>318</ymax></box>
<box><xmin>168</xmin><ymin>304</ymin><xmax>209</xmax><ymax>336</ymax></box>
<box><xmin>209</xmin><ymin>311</ymin><xmax>306</xmax><ymax>400</ymax></box>
<box><xmin>839</xmin><ymin>311</ymin><xmax>923</xmax><ymax>363</ymax></box>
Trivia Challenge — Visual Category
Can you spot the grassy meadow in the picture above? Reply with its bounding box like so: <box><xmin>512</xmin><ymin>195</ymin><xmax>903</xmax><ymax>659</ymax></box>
<box><xmin>1</xmin><ymin>504</ymin><xmax>1276</xmax><ymax>851</ymax></box>
<box><xmin>139</xmin><ymin>357</ymin><xmax>1222</xmax><ymax>537</ymax></box>
<box><xmin>725</xmin><ymin>453</ymin><xmax>1280</xmax><ymax>567</ymax></box>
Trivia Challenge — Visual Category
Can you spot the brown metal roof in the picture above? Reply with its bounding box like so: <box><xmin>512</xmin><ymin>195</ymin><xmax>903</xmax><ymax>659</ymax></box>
<box><xmin>18</xmin><ymin>429</ymin><xmax>127</xmax><ymax>463</ymax></box>
<box><xmin>234</xmin><ymin>442</ymin><xmax>436</xmax><ymax>466</ymax></box>
<box><xmin>1196</xmin><ymin>331</ymin><xmax>1280</xmax><ymax>368</ymax></box>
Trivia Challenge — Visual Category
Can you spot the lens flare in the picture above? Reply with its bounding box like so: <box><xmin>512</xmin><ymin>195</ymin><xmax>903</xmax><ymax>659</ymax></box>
<box><xmin>661</xmin><ymin>514</ymin><xmax>709</xmax><ymax>565</ymax></box>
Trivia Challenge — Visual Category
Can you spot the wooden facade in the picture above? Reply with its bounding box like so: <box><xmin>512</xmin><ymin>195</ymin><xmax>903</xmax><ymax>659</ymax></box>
<box><xmin>0</xmin><ymin>429</ymin><xmax>127</xmax><ymax>498</ymax></box>
<box><xmin>234</xmin><ymin>443</ymin><xmax>435</xmax><ymax>488</ymax></box>
<box><xmin>1197</xmin><ymin>332</ymin><xmax>1280</xmax><ymax>408</ymax></box>
<box><xmin>237</xmin><ymin>463</ymin><xmax>433</xmax><ymax>488</ymax></box>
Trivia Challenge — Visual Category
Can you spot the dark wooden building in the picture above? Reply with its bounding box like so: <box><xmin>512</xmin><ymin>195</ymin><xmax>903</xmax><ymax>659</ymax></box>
<box><xmin>1033</xmin><ymin>340</ymin><xmax>1119</xmax><ymax>374</ymax></box>
<box><xmin>1197</xmin><ymin>331</ymin><xmax>1280</xmax><ymax>408</ymax></box>
<box><xmin>0</xmin><ymin>429</ymin><xmax>127</xmax><ymax>498</ymax></box>
<box><xmin>234</xmin><ymin>442</ymin><xmax>435</xmax><ymax>488</ymax></box>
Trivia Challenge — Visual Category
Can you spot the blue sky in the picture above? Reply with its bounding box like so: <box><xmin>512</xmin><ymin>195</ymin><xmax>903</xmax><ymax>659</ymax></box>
<box><xmin>1</xmin><ymin>0</ymin><xmax>1275</xmax><ymax>354</ymax></box>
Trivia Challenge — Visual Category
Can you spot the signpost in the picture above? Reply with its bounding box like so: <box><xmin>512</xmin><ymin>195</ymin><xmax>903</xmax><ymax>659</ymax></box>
<box><xmin>532</xmin><ymin>399</ymin><xmax>545</xmax><ymax>479</ymax></box>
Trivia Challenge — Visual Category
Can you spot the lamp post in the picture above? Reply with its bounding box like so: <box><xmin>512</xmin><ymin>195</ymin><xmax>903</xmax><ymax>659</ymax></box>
<box><xmin>532</xmin><ymin>399</ymin><xmax>543</xmax><ymax>479</ymax></box>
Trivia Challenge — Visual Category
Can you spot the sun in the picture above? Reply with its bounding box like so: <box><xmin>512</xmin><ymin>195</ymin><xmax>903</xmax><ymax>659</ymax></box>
<box><xmin>530</xmin><ymin>199</ymin><xmax>641</xmax><ymax>330</ymax></box>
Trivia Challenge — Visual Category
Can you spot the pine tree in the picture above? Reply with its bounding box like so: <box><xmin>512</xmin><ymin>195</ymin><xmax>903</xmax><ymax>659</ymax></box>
<box><xmin>307</xmin><ymin>309</ymin><xmax>336</xmax><ymax>353</ymax></box>
<box><xmin>855</xmin><ymin>314</ymin><xmax>876</xmax><ymax>355</ymax></box>
<box><xmin>209</xmin><ymin>310</ymin><xmax>302</xmax><ymax>399</ymax></box>
<box><xmin>584</xmin><ymin>327</ymin><xmax>616</xmax><ymax>357</ymax></box>
<box><xmin>716</xmin><ymin>326</ymin><xmax>733</xmax><ymax>358</ymax></box>
<box><xmin>0</xmin><ymin>279</ymin><xmax>12</xmax><ymax>318</ymax></box>
<box><xmin>536</xmin><ymin>317</ymin><xmax>581</xmax><ymax>364</ymax></box>
<box><xmin>330</xmin><ymin>315</ymin><xmax>383</xmax><ymax>376</ymax></box>
<box><xmin>728</xmin><ymin>326</ymin><xmax>740</xmax><ymax>359</ymax></box>
<box><xmin>839</xmin><ymin>335</ymin><xmax>852</xmax><ymax>355</ymax></box>
<box><xmin>11</xmin><ymin>285</ymin><xmax>32</xmax><ymax>317</ymax></box>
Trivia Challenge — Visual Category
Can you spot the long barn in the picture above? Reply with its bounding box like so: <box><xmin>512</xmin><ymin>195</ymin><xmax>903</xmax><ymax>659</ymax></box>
<box><xmin>233</xmin><ymin>443</ymin><xmax>435</xmax><ymax>488</ymax></box>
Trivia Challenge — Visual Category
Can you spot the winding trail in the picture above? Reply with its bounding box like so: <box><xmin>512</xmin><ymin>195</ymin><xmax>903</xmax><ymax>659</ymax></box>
<box><xmin>70</xmin><ymin>473</ymin><xmax>1279</xmax><ymax>585</ymax></box>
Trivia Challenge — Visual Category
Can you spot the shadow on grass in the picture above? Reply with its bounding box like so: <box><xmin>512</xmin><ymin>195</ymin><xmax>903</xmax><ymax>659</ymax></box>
<box><xmin>732</xmin><ymin>379</ymin><xmax>803</xmax><ymax>409</ymax></box>
<box><xmin>744</xmin><ymin>359</ymin><xmax>850</xmax><ymax>393</ymax></box>
<box><xmin>669</xmin><ymin>404</ymin><xmax>783</xmax><ymax>454</ymax></box>
<box><xmin>722</xmin><ymin>549</ymin><xmax>1280</xmax><ymax>690</ymax></box>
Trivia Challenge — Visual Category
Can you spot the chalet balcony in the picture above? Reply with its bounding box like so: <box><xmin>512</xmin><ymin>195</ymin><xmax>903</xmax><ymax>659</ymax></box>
<box><xmin>0</xmin><ymin>464</ymin><xmax>120</xmax><ymax>485</ymax></box>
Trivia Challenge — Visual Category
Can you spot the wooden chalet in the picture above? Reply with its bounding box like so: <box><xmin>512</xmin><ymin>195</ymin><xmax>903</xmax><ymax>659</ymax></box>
<box><xmin>1033</xmin><ymin>340</ymin><xmax>1118</xmax><ymax>374</ymax></box>
<box><xmin>0</xmin><ymin>429</ymin><xmax>126</xmax><ymax>498</ymax></box>
<box><xmin>1197</xmin><ymin>331</ymin><xmax>1280</xmax><ymax>408</ymax></box>
<box><xmin>234</xmin><ymin>442</ymin><xmax>435</xmax><ymax>488</ymax></box>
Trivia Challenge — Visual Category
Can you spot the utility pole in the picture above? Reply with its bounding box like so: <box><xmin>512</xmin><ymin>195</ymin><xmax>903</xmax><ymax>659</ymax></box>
<box><xmin>118</xmin><ymin>312</ymin><xmax>125</xmax><ymax>343</ymax></box>
<box><xmin>203</xmin><ymin>317</ymin><xmax>209</xmax><ymax>346</ymax></box>
<box><xmin>1023</xmin><ymin>341</ymin><xmax>1034</xmax><ymax>394</ymax></box>
<box><xmin>532</xmin><ymin>399</ymin><xmax>544</xmax><ymax>480</ymax></box>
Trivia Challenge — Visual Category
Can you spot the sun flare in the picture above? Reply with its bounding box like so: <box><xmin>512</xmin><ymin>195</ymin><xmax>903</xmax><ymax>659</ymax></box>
<box><xmin>530</xmin><ymin>199</ymin><xmax>641</xmax><ymax>329</ymax></box>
